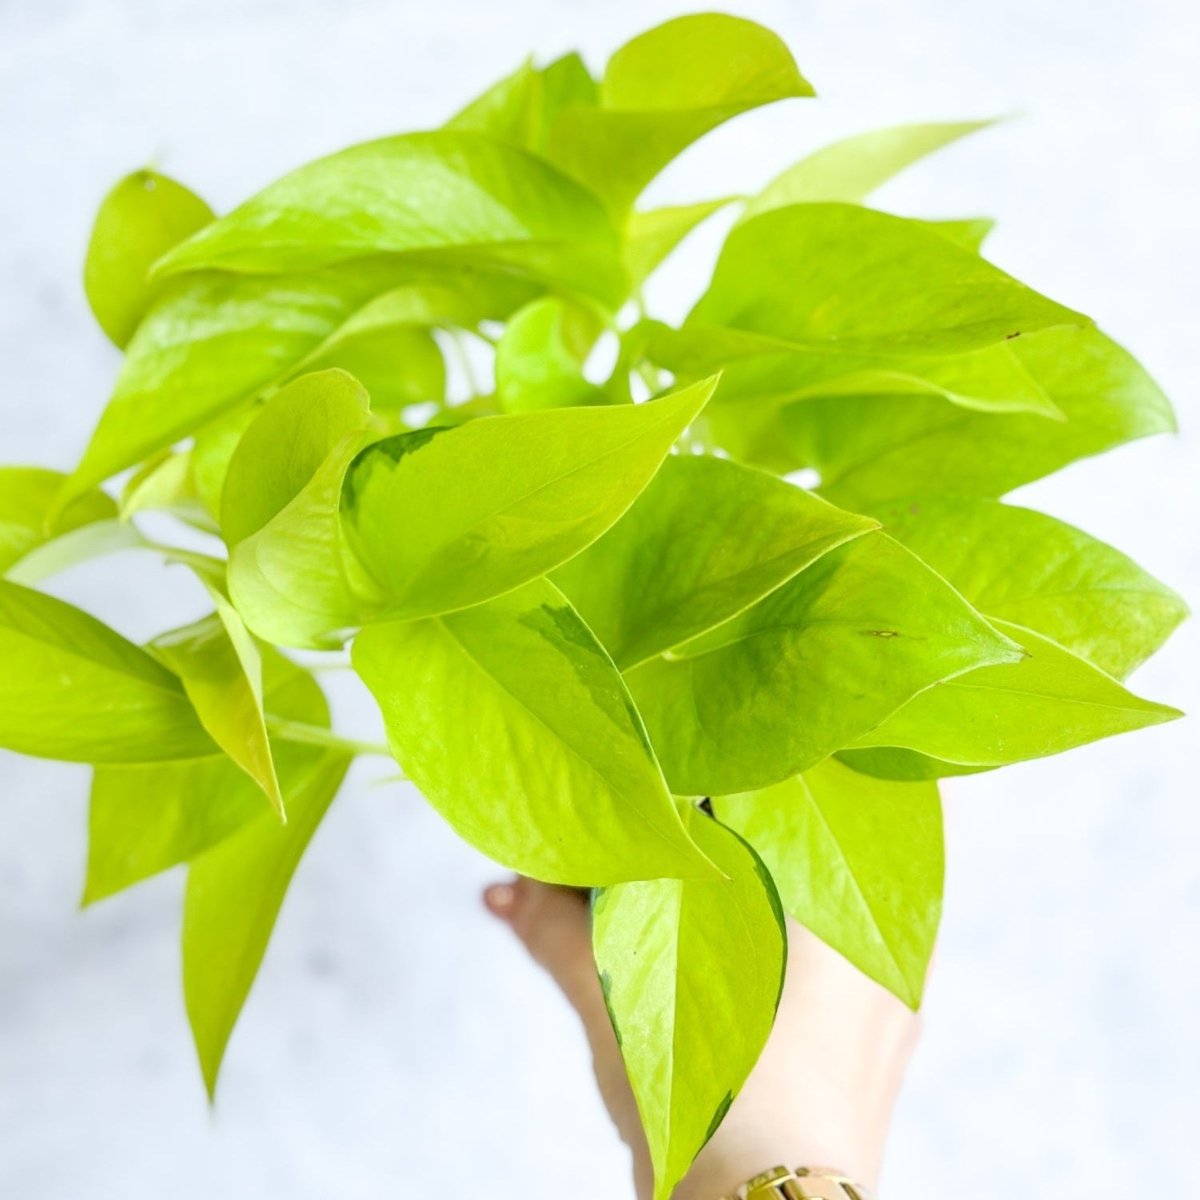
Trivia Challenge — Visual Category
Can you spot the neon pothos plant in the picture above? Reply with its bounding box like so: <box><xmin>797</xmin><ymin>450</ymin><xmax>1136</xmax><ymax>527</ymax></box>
<box><xmin>1</xmin><ymin>13</ymin><xmax>1186</xmax><ymax>1197</ymax></box>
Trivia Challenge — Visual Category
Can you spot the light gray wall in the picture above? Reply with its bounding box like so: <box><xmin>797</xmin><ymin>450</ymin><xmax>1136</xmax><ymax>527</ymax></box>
<box><xmin>1</xmin><ymin>1</ymin><xmax>1196</xmax><ymax>1196</ymax></box>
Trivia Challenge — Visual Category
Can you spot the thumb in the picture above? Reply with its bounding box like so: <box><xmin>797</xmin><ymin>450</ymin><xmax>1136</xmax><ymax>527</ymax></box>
<box><xmin>484</xmin><ymin>876</ymin><xmax>650</xmax><ymax>1173</ymax></box>
<box><xmin>483</xmin><ymin>877</ymin><xmax>599</xmax><ymax>1015</ymax></box>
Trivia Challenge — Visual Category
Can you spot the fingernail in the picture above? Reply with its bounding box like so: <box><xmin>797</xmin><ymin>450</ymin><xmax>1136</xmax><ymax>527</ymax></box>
<box><xmin>483</xmin><ymin>882</ymin><xmax>516</xmax><ymax>917</ymax></box>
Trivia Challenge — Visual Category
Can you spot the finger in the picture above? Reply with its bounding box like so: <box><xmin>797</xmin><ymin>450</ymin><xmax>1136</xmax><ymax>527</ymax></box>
<box><xmin>484</xmin><ymin>877</ymin><xmax>649</xmax><ymax>1165</ymax></box>
<box><xmin>483</xmin><ymin>877</ymin><xmax>598</xmax><ymax>1013</ymax></box>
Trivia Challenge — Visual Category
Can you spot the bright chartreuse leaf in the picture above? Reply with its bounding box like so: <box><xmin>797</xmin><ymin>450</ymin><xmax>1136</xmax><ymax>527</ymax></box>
<box><xmin>545</xmin><ymin>14</ymin><xmax>813</xmax><ymax>211</ymax></box>
<box><xmin>84</xmin><ymin>649</ymin><xmax>331</xmax><ymax>904</ymax></box>
<box><xmin>592</xmin><ymin>806</ymin><xmax>786</xmax><ymax>1200</ymax></box>
<box><xmin>220</xmin><ymin>369</ymin><xmax>370</xmax><ymax>545</ymax></box>
<box><xmin>153</xmin><ymin>131</ymin><xmax>624</xmax><ymax>305</ymax></box>
<box><xmin>63</xmin><ymin>266</ymin><xmax>388</xmax><ymax>501</ymax></box>
<box><xmin>0</xmin><ymin>579</ymin><xmax>212</xmax><ymax>762</ymax></box>
<box><xmin>447</xmin><ymin>52</ymin><xmax>597</xmax><ymax>152</ymax></box>
<box><xmin>624</xmin><ymin>199</ymin><xmax>735</xmax><ymax>287</ymax></box>
<box><xmin>928</xmin><ymin>216</ymin><xmax>996</xmax><ymax>252</ymax></box>
<box><xmin>296</xmin><ymin>285</ymin><xmax>449</xmax><ymax>411</ymax></box>
<box><xmin>83</xmin><ymin>169</ymin><xmax>214</xmax><ymax>348</ymax></box>
<box><xmin>60</xmin><ymin>263</ymin><xmax>539</xmax><ymax>504</ymax></box>
<box><xmin>644</xmin><ymin>321</ymin><xmax>1066</xmax><ymax>440</ymax></box>
<box><xmin>120</xmin><ymin>451</ymin><xmax>206</xmax><ymax>525</ymax></box>
<box><xmin>742</xmin><ymin>119</ymin><xmax>997</xmax><ymax>220</ymax></box>
<box><xmin>191</xmin><ymin>405</ymin><xmax>263</xmax><ymax>521</ymax></box>
<box><xmin>352</xmin><ymin>578</ymin><xmax>715</xmax><ymax>886</ymax></box>
<box><xmin>623</xmin><ymin>533</ymin><xmax>1020</xmax><ymax>796</ymax></box>
<box><xmin>227</xmin><ymin>419</ymin><xmax>379</xmax><ymax>651</ymax></box>
<box><xmin>552</xmin><ymin>455</ymin><xmax>877</xmax><ymax>669</ymax></box>
<box><xmin>341</xmin><ymin>378</ymin><xmax>715</xmax><ymax>621</ymax></box>
<box><xmin>783</xmin><ymin>325</ymin><xmax>1177</xmax><ymax>508</ymax></box>
<box><xmin>690</xmin><ymin>203</ymin><xmax>1088</xmax><ymax>354</ymax></box>
<box><xmin>877</xmin><ymin>495</ymin><xmax>1188</xmax><ymax>679</ymax></box>
<box><xmin>314</xmin><ymin>349</ymin><xmax>434</xmax><ymax>418</ymax></box>
<box><xmin>0</xmin><ymin>467</ymin><xmax>116</xmax><ymax>573</ymax></box>
<box><xmin>153</xmin><ymin>595</ymin><xmax>283</xmax><ymax>817</ymax></box>
<box><xmin>494</xmin><ymin>297</ymin><xmax>604</xmax><ymax>412</ymax></box>
<box><xmin>714</xmin><ymin>759</ymin><xmax>942</xmax><ymax>1008</ymax></box>
<box><xmin>184</xmin><ymin>747</ymin><xmax>350</xmax><ymax>1097</ymax></box>
<box><xmin>847</xmin><ymin>619</ymin><xmax>1181</xmax><ymax>772</ymax></box>
<box><xmin>3</xmin><ymin>519</ymin><xmax>146</xmax><ymax>586</ymax></box>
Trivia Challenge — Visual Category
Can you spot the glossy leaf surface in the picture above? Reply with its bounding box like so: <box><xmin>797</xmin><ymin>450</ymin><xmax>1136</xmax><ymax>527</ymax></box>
<box><xmin>343</xmin><ymin>379</ymin><xmax>714</xmax><ymax>620</ymax></box>
<box><xmin>878</xmin><ymin>495</ymin><xmax>1187</xmax><ymax>679</ymax></box>
<box><xmin>184</xmin><ymin>748</ymin><xmax>350</xmax><ymax>1096</ymax></box>
<box><xmin>690</xmin><ymin>203</ymin><xmax>1087</xmax><ymax>354</ymax></box>
<box><xmin>495</xmin><ymin>297</ymin><xmax>603</xmax><ymax>412</ymax></box>
<box><xmin>85</xmin><ymin>651</ymin><xmax>330</xmax><ymax>903</ymax></box>
<box><xmin>593</xmin><ymin>807</ymin><xmax>786</xmax><ymax>1200</ymax></box>
<box><xmin>546</xmin><ymin>14</ymin><xmax>813</xmax><ymax>210</ymax></box>
<box><xmin>84</xmin><ymin>169</ymin><xmax>214</xmax><ymax>347</ymax></box>
<box><xmin>154</xmin><ymin>596</ymin><xmax>283</xmax><ymax>816</ymax></box>
<box><xmin>623</xmin><ymin>534</ymin><xmax>1020</xmax><ymax>796</ymax></box>
<box><xmin>785</xmin><ymin>326</ymin><xmax>1175</xmax><ymax>507</ymax></box>
<box><xmin>715</xmin><ymin>759</ymin><xmax>942</xmax><ymax>1007</ymax></box>
<box><xmin>553</xmin><ymin>455</ymin><xmax>877</xmax><ymax>669</ymax></box>
<box><xmin>0</xmin><ymin>580</ymin><xmax>212</xmax><ymax>762</ymax></box>
<box><xmin>848</xmin><ymin>620</ymin><xmax>1181</xmax><ymax>771</ymax></box>
<box><xmin>0</xmin><ymin>467</ymin><xmax>116</xmax><ymax>573</ymax></box>
<box><xmin>227</xmin><ymin>421</ymin><xmax>378</xmax><ymax>649</ymax></box>
<box><xmin>742</xmin><ymin>119</ymin><xmax>996</xmax><ymax>219</ymax></box>
<box><xmin>353</xmin><ymin>579</ymin><xmax>714</xmax><ymax>886</ymax></box>
<box><xmin>155</xmin><ymin>132</ymin><xmax>623</xmax><ymax>299</ymax></box>
<box><xmin>221</xmin><ymin>369</ymin><xmax>370</xmax><ymax>545</ymax></box>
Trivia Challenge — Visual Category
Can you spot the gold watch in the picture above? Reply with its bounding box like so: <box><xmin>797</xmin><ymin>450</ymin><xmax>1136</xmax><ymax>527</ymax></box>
<box><xmin>720</xmin><ymin>1165</ymin><xmax>875</xmax><ymax>1200</ymax></box>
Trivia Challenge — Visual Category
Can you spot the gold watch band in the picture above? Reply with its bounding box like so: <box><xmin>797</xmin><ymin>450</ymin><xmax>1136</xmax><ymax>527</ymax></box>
<box><xmin>720</xmin><ymin>1165</ymin><xmax>875</xmax><ymax>1200</ymax></box>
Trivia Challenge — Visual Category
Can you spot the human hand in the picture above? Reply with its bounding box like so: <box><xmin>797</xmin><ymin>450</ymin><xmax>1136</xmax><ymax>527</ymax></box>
<box><xmin>484</xmin><ymin>877</ymin><xmax>921</xmax><ymax>1199</ymax></box>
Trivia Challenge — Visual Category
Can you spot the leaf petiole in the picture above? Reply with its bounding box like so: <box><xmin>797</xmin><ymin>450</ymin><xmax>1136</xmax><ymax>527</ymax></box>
<box><xmin>265</xmin><ymin>716</ymin><xmax>392</xmax><ymax>760</ymax></box>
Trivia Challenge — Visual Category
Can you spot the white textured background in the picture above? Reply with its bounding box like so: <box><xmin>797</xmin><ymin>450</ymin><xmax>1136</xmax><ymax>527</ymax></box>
<box><xmin>1</xmin><ymin>1</ymin><xmax>1197</xmax><ymax>1196</ymax></box>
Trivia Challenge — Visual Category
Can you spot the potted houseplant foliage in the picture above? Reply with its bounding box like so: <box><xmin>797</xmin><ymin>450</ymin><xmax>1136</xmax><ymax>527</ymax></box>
<box><xmin>0</xmin><ymin>13</ymin><xmax>1185</xmax><ymax>1199</ymax></box>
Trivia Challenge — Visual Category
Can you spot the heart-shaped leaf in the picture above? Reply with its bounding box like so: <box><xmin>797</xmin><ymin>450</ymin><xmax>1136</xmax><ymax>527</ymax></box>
<box><xmin>546</xmin><ymin>14</ymin><xmax>813</xmax><ymax>211</ymax></box>
<box><xmin>715</xmin><ymin>759</ymin><xmax>942</xmax><ymax>1008</ymax></box>
<box><xmin>593</xmin><ymin>806</ymin><xmax>786</xmax><ymax>1200</ymax></box>
<box><xmin>84</xmin><ymin>169</ymin><xmax>214</xmax><ymax>347</ymax></box>
<box><xmin>154</xmin><ymin>131</ymin><xmax>623</xmax><ymax>302</ymax></box>
<box><xmin>742</xmin><ymin>118</ymin><xmax>997</xmax><ymax>219</ymax></box>
<box><xmin>184</xmin><ymin>748</ymin><xmax>350</xmax><ymax>1097</ymax></box>
<box><xmin>352</xmin><ymin>579</ymin><xmax>715</xmax><ymax>886</ymax></box>
<box><xmin>690</xmin><ymin>203</ymin><xmax>1087</xmax><ymax>354</ymax></box>
<box><xmin>623</xmin><ymin>533</ymin><xmax>1020</xmax><ymax>796</ymax></box>
<box><xmin>154</xmin><ymin>593</ymin><xmax>283</xmax><ymax>817</ymax></box>
<box><xmin>0</xmin><ymin>580</ymin><xmax>212</xmax><ymax>763</ymax></box>
<box><xmin>0</xmin><ymin>467</ymin><xmax>116</xmax><ymax>574</ymax></box>
<box><xmin>846</xmin><ymin>620</ymin><xmax>1181</xmax><ymax>774</ymax></box>
<box><xmin>780</xmin><ymin>326</ymin><xmax>1175</xmax><ymax>507</ymax></box>
<box><xmin>85</xmin><ymin>650</ymin><xmax>331</xmax><ymax>903</ymax></box>
<box><xmin>877</xmin><ymin>495</ymin><xmax>1188</xmax><ymax>679</ymax></box>
<box><xmin>342</xmin><ymin>378</ymin><xmax>715</xmax><ymax>621</ymax></box>
<box><xmin>553</xmin><ymin>455</ymin><xmax>877</xmax><ymax>669</ymax></box>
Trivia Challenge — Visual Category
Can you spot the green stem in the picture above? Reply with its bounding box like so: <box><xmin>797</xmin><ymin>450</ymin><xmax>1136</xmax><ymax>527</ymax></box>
<box><xmin>266</xmin><ymin>716</ymin><xmax>391</xmax><ymax>759</ymax></box>
<box><xmin>307</xmin><ymin>659</ymin><xmax>354</xmax><ymax>674</ymax></box>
